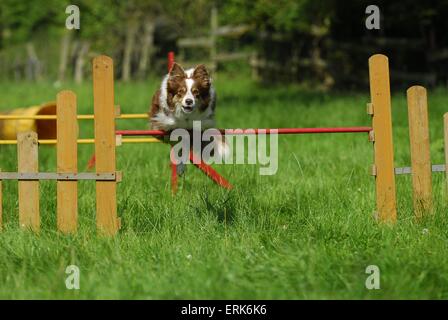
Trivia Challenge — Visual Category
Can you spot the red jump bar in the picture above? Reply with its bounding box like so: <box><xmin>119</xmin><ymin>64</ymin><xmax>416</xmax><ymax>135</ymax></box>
<box><xmin>116</xmin><ymin>127</ymin><xmax>372</xmax><ymax>137</ymax></box>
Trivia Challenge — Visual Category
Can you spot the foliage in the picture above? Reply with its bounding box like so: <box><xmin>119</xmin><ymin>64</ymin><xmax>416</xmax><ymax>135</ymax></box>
<box><xmin>0</xmin><ymin>0</ymin><xmax>66</xmax><ymax>45</ymax></box>
<box><xmin>220</xmin><ymin>0</ymin><xmax>334</xmax><ymax>33</ymax></box>
<box><xmin>0</xmin><ymin>1</ymin><xmax>447</xmax><ymax>84</ymax></box>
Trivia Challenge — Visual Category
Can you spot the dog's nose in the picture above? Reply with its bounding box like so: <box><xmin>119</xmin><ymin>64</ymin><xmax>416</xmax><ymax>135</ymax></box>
<box><xmin>185</xmin><ymin>98</ymin><xmax>193</xmax><ymax>106</ymax></box>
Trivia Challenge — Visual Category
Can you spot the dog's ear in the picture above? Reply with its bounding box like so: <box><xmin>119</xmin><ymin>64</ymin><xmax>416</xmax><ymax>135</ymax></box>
<box><xmin>169</xmin><ymin>62</ymin><xmax>185</xmax><ymax>79</ymax></box>
<box><xmin>193</xmin><ymin>64</ymin><xmax>211</xmax><ymax>88</ymax></box>
<box><xmin>168</xmin><ymin>63</ymin><xmax>185</xmax><ymax>92</ymax></box>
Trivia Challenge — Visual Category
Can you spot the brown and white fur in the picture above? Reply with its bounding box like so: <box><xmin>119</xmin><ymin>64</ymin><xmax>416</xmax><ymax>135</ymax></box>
<box><xmin>149</xmin><ymin>63</ymin><xmax>227</xmax><ymax>167</ymax></box>
<box><xmin>149</xmin><ymin>63</ymin><xmax>216</xmax><ymax>131</ymax></box>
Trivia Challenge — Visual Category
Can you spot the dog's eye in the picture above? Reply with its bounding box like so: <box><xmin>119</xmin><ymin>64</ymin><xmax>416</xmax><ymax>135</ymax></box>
<box><xmin>177</xmin><ymin>88</ymin><xmax>186</xmax><ymax>95</ymax></box>
<box><xmin>192</xmin><ymin>89</ymin><xmax>199</xmax><ymax>96</ymax></box>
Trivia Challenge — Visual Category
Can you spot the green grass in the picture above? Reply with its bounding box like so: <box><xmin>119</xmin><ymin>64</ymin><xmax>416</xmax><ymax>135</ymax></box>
<box><xmin>1</xmin><ymin>75</ymin><xmax>448</xmax><ymax>299</ymax></box>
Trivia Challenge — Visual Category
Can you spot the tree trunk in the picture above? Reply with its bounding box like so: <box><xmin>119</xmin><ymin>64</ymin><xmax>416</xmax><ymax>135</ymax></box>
<box><xmin>210</xmin><ymin>6</ymin><xmax>218</xmax><ymax>73</ymax></box>
<box><xmin>58</xmin><ymin>32</ymin><xmax>72</xmax><ymax>83</ymax></box>
<box><xmin>26</xmin><ymin>42</ymin><xmax>42</xmax><ymax>82</ymax></box>
<box><xmin>13</xmin><ymin>56</ymin><xmax>22</xmax><ymax>81</ymax></box>
<box><xmin>74</xmin><ymin>41</ymin><xmax>90</xmax><ymax>84</ymax></box>
<box><xmin>122</xmin><ymin>19</ymin><xmax>138</xmax><ymax>82</ymax></box>
<box><xmin>137</xmin><ymin>20</ymin><xmax>155</xmax><ymax>79</ymax></box>
<box><xmin>250</xmin><ymin>51</ymin><xmax>260</xmax><ymax>81</ymax></box>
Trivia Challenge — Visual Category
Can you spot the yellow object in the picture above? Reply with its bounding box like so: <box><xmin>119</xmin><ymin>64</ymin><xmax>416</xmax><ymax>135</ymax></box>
<box><xmin>0</xmin><ymin>102</ymin><xmax>56</xmax><ymax>140</ymax></box>
<box><xmin>0</xmin><ymin>137</ymin><xmax>160</xmax><ymax>145</ymax></box>
<box><xmin>0</xmin><ymin>102</ymin><xmax>149</xmax><ymax>141</ymax></box>
<box><xmin>368</xmin><ymin>54</ymin><xmax>397</xmax><ymax>223</ymax></box>
<box><xmin>0</xmin><ymin>113</ymin><xmax>148</xmax><ymax>120</ymax></box>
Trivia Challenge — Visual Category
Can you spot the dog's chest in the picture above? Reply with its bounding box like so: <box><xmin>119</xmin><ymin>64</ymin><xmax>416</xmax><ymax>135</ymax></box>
<box><xmin>170</xmin><ymin>108</ymin><xmax>212</xmax><ymax>129</ymax></box>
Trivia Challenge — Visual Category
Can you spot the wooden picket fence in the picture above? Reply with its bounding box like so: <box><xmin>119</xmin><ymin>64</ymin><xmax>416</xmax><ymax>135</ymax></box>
<box><xmin>368</xmin><ymin>54</ymin><xmax>446</xmax><ymax>222</ymax></box>
<box><xmin>0</xmin><ymin>55</ymin><xmax>120</xmax><ymax>235</ymax></box>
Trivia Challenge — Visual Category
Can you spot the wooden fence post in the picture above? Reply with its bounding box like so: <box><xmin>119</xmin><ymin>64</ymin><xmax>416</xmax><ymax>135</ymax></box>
<box><xmin>57</xmin><ymin>90</ymin><xmax>78</xmax><ymax>233</ymax></box>
<box><xmin>17</xmin><ymin>131</ymin><xmax>39</xmax><ymax>232</ymax></box>
<box><xmin>407</xmin><ymin>86</ymin><xmax>432</xmax><ymax>218</ymax></box>
<box><xmin>368</xmin><ymin>54</ymin><xmax>397</xmax><ymax>223</ymax></box>
<box><xmin>93</xmin><ymin>55</ymin><xmax>119</xmax><ymax>236</ymax></box>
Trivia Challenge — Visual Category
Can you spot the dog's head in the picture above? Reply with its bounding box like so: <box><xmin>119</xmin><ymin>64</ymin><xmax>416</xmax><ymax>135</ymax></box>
<box><xmin>166</xmin><ymin>63</ymin><xmax>212</xmax><ymax>114</ymax></box>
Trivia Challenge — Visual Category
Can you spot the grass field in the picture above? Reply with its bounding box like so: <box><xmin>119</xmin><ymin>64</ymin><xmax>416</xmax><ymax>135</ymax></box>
<box><xmin>1</xmin><ymin>74</ymin><xmax>448</xmax><ymax>299</ymax></box>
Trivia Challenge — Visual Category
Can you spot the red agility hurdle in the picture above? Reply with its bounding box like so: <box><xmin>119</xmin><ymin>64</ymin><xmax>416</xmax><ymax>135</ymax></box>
<box><xmin>88</xmin><ymin>52</ymin><xmax>397</xmax><ymax>224</ymax></box>
<box><xmin>117</xmin><ymin>52</ymin><xmax>372</xmax><ymax>194</ymax></box>
<box><xmin>143</xmin><ymin>52</ymin><xmax>398</xmax><ymax>223</ymax></box>
<box><xmin>116</xmin><ymin>127</ymin><xmax>372</xmax><ymax>136</ymax></box>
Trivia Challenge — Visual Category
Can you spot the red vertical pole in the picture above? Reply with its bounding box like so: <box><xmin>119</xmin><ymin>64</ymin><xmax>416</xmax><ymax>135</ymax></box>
<box><xmin>170</xmin><ymin>147</ymin><xmax>178</xmax><ymax>194</ymax></box>
<box><xmin>168</xmin><ymin>51</ymin><xmax>178</xmax><ymax>193</ymax></box>
<box><xmin>189</xmin><ymin>151</ymin><xmax>232</xmax><ymax>189</ymax></box>
<box><xmin>168</xmin><ymin>51</ymin><xmax>175</xmax><ymax>71</ymax></box>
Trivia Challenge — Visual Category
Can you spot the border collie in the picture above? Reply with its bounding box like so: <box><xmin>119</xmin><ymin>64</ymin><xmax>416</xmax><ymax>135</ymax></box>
<box><xmin>149</xmin><ymin>63</ymin><xmax>216</xmax><ymax>131</ymax></box>
<box><xmin>149</xmin><ymin>63</ymin><xmax>227</xmax><ymax>170</ymax></box>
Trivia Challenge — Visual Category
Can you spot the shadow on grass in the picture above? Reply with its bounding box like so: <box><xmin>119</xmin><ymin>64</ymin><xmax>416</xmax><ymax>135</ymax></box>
<box><xmin>191</xmin><ymin>192</ymin><xmax>236</xmax><ymax>224</ymax></box>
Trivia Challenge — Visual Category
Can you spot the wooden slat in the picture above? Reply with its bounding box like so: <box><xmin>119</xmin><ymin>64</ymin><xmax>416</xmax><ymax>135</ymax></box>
<box><xmin>0</xmin><ymin>113</ymin><xmax>148</xmax><ymax>121</ymax></box>
<box><xmin>214</xmin><ymin>24</ymin><xmax>252</xmax><ymax>37</ymax></box>
<box><xmin>57</xmin><ymin>90</ymin><xmax>78</xmax><ymax>233</ymax></box>
<box><xmin>395</xmin><ymin>164</ymin><xmax>445</xmax><ymax>175</ymax></box>
<box><xmin>368</xmin><ymin>54</ymin><xmax>397</xmax><ymax>223</ymax></box>
<box><xmin>115</xmin><ymin>135</ymin><xmax>122</xmax><ymax>146</ymax></box>
<box><xmin>93</xmin><ymin>55</ymin><xmax>119</xmax><ymax>236</ymax></box>
<box><xmin>370</xmin><ymin>164</ymin><xmax>377</xmax><ymax>176</ymax></box>
<box><xmin>115</xmin><ymin>105</ymin><xmax>121</xmax><ymax>117</ymax></box>
<box><xmin>392</xmin><ymin>70</ymin><xmax>437</xmax><ymax>86</ymax></box>
<box><xmin>428</xmin><ymin>48</ymin><xmax>448</xmax><ymax>62</ymax></box>
<box><xmin>177</xmin><ymin>37</ymin><xmax>212</xmax><ymax>48</ymax></box>
<box><xmin>0</xmin><ymin>172</ymin><xmax>117</xmax><ymax>180</ymax></box>
<box><xmin>368</xmin><ymin>130</ymin><xmax>375</xmax><ymax>142</ymax></box>
<box><xmin>369</xmin><ymin>37</ymin><xmax>424</xmax><ymax>47</ymax></box>
<box><xmin>214</xmin><ymin>52</ymin><xmax>251</xmax><ymax>62</ymax></box>
<box><xmin>17</xmin><ymin>131</ymin><xmax>39</xmax><ymax>232</ymax></box>
<box><xmin>407</xmin><ymin>86</ymin><xmax>432</xmax><ymax>217</ymax></box>
<box><xmin>366</xmin><ymin>103</ymin><xmax>374</xmax><ymax>115</ymax></box>
<box><xmin>0</xmin><ymin>137</ymin><xmax>160</xmax><ymax>145</ymax></box>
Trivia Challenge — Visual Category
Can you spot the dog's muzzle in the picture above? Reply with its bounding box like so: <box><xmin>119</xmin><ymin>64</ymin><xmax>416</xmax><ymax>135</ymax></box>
<box><xmin>182</xmin><ymin>106</ymin><xmax>193</xmax><ymax>113</ymax></box>
<box><xmin>182</xmin><ymin>98</ymin><xmax>194</xmax><ymax>113</ymax></box>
